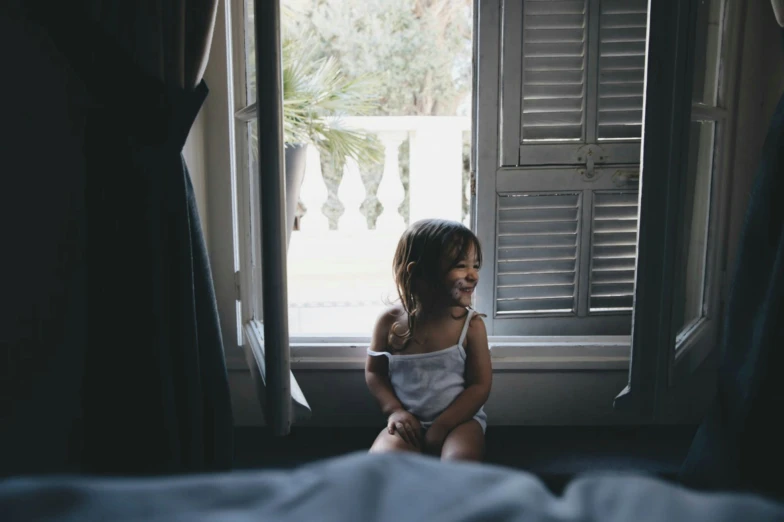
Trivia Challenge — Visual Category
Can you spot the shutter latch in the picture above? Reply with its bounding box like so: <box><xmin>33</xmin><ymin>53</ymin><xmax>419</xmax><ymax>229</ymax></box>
<box><xmin>576</xmin><ymin>145</ymin><xmax>606</xmax><ymax>180</ymax></box>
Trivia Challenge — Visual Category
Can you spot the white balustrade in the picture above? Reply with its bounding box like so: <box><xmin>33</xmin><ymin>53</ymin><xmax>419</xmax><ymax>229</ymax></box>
<box><xmin>288</xmin><ymin>116</ymin><xmax>471</xmax><ymax>334</ymax></box>
<box><xmin>337</xmin><ymin>158</ymin><xmax>367</xmax><ymax>231</ymax></box>
<box><xmin>299</xmin><ymin>145</ymin><xmax>330</xmax><ymax>231</ymax></box>
<box><xmin>375</xmin><ymin>131</ymin><xmax>407</xmax><ymax>231</ymax></box>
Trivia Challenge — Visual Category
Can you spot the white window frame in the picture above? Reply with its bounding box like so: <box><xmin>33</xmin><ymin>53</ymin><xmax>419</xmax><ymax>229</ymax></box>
<box><xmin>209</xmin><ymin>0</ymin><xmax>741</xmax><ymax>403</ymax></box>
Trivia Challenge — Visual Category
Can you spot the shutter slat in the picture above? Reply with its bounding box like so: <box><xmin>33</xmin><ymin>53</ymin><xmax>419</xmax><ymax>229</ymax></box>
<box><xmin>500</xmin><ymin>259</ymin><xmax>578</xmax><ymax>273</ymax></box>
<box><xmin>496</xmin><ymin>192</ymin><xmax>580</xmax><ymax>315</ymax></box>
<box><xmin>601</xmin><ymin>0</ymin><xmax>647</xmax><ymax>14</ymax></box>
<box><xmin>500</xmin><ymin>193</ymin><xmax>582</xmax><ymax>208</ymax></box>
<box><xmin>591</xmin><ymin>269</ymin><xmax>635</xmax><ymax>284</ymax></box>
<box><xmin>599</xmin><ymin>96</ymin><xmax>644</xmax><ymax>111</ymax></box>
<box><xmin>589</xmin><ymin>296</ymin><xmax>634</xmax><ymax>311</ymax></box>
<box><xmin>590</xmin><ymin>192</ymin><xmax>638</xmax><ymax>312</ymax></box>
<box><xmin>597</xmin><ymin>0</ymin><xmax>647</xmax><ymax>140</ymax></box>
<box><xmin>590</xmin><ymin>282</ymin><xmax>635</xmax><ymax>297</ymax></box>
<box><xmin>526</xmin><ymin>1</ymin><xmax>586</xmax><ymax>16</ymax></box>
<box><xmin>526</xmin><ymin>97</ymin><xmax>585</xmax><ymax>112</ymax></box>
<box><xmin>524</xmin><ymin>125</ymin><xmax>584</xmax><ymax>141</ymax></box>
<box><xmin>500</xmin><ymin>205</ymin><xmax>580</xmax><ymax>221</ymax></box>
<box><xmin>592</xmin><ymin>232</ymin><xmax>637</xmax><ymax>246</ymax></box>
<box><xmin>593</xmin><ymin>257</ymin><xmax>636</xmax><ymax>270</ymax></box>
<box><xmin>498</xmin><ymin>298</ymin><xmax>575</xmax><ymax>314</ymax></box>
<box><xmin>524</xmin><ymin>15</ymin><xmax>585</xmax><ymax>30</ymax></box>
<box><xmin>593</xmin><ymin>244</ymin><xmax>636</xmax><ymax>259</ymax></box>
<box><xmin>525</xmin><ymin>69</ymin><xmax>585</xmax><ymax>85</ymax></box>
<box><xmin>523</xmin><ymin>111</ymin><xmax>584</xmax><ymax>126</ymax></box>
<box><xmin>521</xmin><ymin>0</ymin><xmax>587</xmax><ymax>142</ymax></box>
<box><xmin>593</xmin><ymin>219</ymin><xmax>638</xmax><ymax>233</ymax></box>
<box><xmin>597</xmin><ymin>110</ymin><xmax>643</xmax><ymax>125</ymax></box>
<box><xmin>498</xmin><ymin>284</ymin><xmax>576</xmax><ymax>299</ymax></box>
<box><xmin>498</xmin><ymin>271</ymin><xmax>577</xmax><ymax>286</ymax></box>
<box><xmin>498</xmin><ymin>233</ymin><xmax>578</xmax><ymax>248</ymax></box>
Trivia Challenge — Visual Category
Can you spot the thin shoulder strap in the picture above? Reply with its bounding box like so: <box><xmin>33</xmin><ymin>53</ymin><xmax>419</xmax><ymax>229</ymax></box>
<box><xmin>458</xmin><ymin>309</ymin><xmax>475</xmax><ymax>347</ymax></box>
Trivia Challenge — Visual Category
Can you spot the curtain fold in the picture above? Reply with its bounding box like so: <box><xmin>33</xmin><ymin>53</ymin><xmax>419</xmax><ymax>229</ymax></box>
<box><xmin>679</xmin><ymin>27</ymin><xmax>784</xmax><ymax>500</ymax></box>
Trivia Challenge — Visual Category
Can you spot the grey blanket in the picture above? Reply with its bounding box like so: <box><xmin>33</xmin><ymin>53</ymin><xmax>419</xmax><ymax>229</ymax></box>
<box><xmin>1</xmin><ymin>452</ymin><xmax>782</xmax><ymax>521</ymax></box>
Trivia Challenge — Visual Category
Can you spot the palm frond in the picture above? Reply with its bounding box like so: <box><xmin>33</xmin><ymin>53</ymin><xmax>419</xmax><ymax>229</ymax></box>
<box><xmin>281</xmin><ymin>36</ymin><xmax>383</xmax><ymax>168</ymax></box>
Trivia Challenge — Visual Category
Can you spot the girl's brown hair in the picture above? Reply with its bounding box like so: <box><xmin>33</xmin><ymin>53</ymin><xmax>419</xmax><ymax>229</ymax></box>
<box><xmin>390</xmin><ymin>219</ymin><xmax>482</xmax><ymax>350</ymax></box>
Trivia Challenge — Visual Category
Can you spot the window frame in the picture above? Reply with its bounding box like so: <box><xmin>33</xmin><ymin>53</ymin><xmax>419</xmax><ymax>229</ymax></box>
<box><xmin>616</xmin><ymin>0</ymin><xmax>742</xmax><ymax>419</ymax></box>
<box><xmin>220</xmin><ymin>0</ymin><xmax>632</xmax><ymax>372</ymax></box>
<box><xmin>217</xmin><ymin>0</ymin><xmax>738</xmax><ymax>385</ymax></box>
<box><xmin>669</xmin><ymin>0</ymin><xmax>742</xmax><ymax>384</ymax></box>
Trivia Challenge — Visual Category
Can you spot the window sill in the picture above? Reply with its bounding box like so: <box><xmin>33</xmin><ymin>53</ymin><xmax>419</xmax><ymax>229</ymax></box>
<box><xmin>287</xmin><ymin>335</ymin><xmax>631</xmax><ymax>371</ymax></box>
<box><xmin>228</xmin><ymin>332</ymin><xmax>631</xmax><ymax>372</ymax></box>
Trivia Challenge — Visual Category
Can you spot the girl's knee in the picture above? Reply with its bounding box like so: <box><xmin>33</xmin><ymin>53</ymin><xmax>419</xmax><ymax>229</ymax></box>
<box><xmin>441</xmin><ymin>445</ymin><xmax>483</xmax><ymax>462</ymax></box>
<box><xmin>370</xmin><ymin>432</ymin><xmax>420</xmax><ymax>454</ymax></box>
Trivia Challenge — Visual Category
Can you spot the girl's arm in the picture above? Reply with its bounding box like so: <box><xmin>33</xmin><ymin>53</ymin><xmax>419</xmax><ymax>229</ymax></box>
<box><xmin>366</xmin><ymin>309</ymin><xmax>423</xmax><ymax>446</ymax></box>
<box><xmin>431</xmin><ymin>316</ymin><xmax>492</xmax><ymax>432</ymax></box>
<box><xmin>365</xmin><ymin>309</ymin><xmax>405</xmax><ymax>417</ymax></box>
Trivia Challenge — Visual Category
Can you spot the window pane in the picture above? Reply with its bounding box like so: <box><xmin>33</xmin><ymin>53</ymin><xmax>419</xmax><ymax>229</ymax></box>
<box><xmin>244</xmin><ymin>0</ymin><xmax>256</xmax><ymax>104</ymax></box>
<box><xmin>674</xmin><ymin>120</ymin><xmax>716</xmax><ymax>338</ymax></box>
<box><xmin>692</xmin><ymin>0</ymin><xmax>722</xmax><ymax>105</ymax></box>
<box><xmin>280</xmin><ymin>0</ymin><xmax>473</xmax><ymax>336</ymax></box>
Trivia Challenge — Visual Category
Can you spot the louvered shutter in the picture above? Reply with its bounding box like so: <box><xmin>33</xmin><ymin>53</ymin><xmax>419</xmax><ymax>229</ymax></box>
<box><xmin>496</xmin><ymin>192</ymin><xmax>581</xmax><ymax>314</ymax></box>
<box><xmin>521</xmin><ymin>1</ymin><xmax>587</xmax><ymax>142</ymax></box>
<box><xmin>482</xmin><ymin>0</ymin><xmax>647</xmax><ymax>336</ymax></box>
<box><xmin>597</xmin><ymin>0</ymin><xmax>647</xmax><ymax>140</ymax></box>
<box><xmin>589</xmin><ymin>191</ymin><xmax>638</xmax><ymax>311</ymax></box>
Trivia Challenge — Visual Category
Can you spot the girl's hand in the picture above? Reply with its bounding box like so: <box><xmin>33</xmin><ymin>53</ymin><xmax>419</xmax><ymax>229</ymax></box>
<box><xmin>388</xmin><ymin>410</ymin><xmax>422</xmax><ymax>448</ymax></box>
<box><xmin>424</xmin><ymin>422</ymin><xmax>450</xmax><ymax>455</ymax></box>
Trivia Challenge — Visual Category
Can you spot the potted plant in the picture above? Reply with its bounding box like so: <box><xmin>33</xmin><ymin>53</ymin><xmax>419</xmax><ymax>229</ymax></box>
<box><xmin>242</xmin><ymin>36</ymin><xmax>383</xmax><ymax>242</ymax></box>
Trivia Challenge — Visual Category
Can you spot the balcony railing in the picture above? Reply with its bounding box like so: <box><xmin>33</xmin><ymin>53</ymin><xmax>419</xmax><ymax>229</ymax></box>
<box><xmin>288</xmin><ymin>116</ymin><xmax>471</xmax><ymax>335</ymax></box>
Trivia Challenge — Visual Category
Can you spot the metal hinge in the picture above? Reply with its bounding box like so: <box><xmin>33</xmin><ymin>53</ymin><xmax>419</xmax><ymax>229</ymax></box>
<box><xmin>234</xmin><ymin>270</ymin><xmax>241</xmax><ymax>301</ymax></box>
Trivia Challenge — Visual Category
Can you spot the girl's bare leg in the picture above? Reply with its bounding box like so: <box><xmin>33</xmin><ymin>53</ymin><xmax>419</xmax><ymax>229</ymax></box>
<box><xmin>440</xmin><ymin>420</ymin><xmax>484</xmax><ymax>461</ymax></box>
<box><xmin>369</xmin><ymin>428</ymin><xmax>422</xmax><ymax>454</ymax></box>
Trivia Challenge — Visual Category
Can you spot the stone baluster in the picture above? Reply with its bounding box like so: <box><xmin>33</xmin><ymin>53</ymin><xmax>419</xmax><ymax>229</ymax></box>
<box><xmin>375</xmin><ymin>132</ymin><xmax>407</xmax><ymax>231</ymax></box>
<box><xmin>338</xmin><ymin>158</ymin><xmax>367</xmax><ymax>231</ymax></box>
<box><xmin>298</xmin><ymin>145</ymin><xmax>330</xmax><ymax>231</ymax></box>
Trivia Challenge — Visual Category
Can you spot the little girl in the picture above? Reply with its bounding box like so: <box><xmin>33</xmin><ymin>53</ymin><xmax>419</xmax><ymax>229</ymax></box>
<box><xmin>365</xmin><ymin>219</ymin><xmax>492</xmax><ymax>461</ymax></box>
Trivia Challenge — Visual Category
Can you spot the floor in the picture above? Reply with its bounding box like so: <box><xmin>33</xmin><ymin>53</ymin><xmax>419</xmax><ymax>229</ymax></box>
<box><xmin>234</xmin><ymin>425</ymin><xmax>697</xmax><ymax>494</ymax></box>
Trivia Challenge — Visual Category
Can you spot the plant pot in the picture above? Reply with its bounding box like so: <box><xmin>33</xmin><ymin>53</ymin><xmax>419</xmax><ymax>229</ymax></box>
<box><xmin>284</xmin><ymin>143</ymin><xmax>308</xmax><ymax>248</ymax></box>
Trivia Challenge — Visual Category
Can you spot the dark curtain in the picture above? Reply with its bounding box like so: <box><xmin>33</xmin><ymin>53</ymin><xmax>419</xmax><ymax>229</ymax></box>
<box><xmin>679</xmin><ymin>27</ymin><xmax>784</xmax><ymax>500</ymax></box>
<box><xmin>1</xmin><ymin>2</ymin><xmax>232</xmax><ymax>475</ymax></box>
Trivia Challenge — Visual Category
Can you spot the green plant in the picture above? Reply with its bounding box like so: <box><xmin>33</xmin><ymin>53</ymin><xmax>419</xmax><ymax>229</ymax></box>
<box><xmin>282</xmin><ymin>36</ymin><xmax>383</xmax><ymax>167</ymax></box>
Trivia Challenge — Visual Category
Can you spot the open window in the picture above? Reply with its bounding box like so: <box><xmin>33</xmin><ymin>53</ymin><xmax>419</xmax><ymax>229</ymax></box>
<box><xmin>617</xmin><ymin>0</ymin><xmax>738</xmax><ymax>417</ymax></box>
<box><xmin>215</xmin><ymin>0</ymin><xmax>744</xmax><ymax>431</ymax></box>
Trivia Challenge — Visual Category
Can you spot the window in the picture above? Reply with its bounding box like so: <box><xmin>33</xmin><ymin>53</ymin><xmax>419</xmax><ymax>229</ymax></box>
<box><xmin>236</xmin><ymin>0</ymin><xmax>473</xmax><ymax>338</ymax></box>
<box><xmin>219</xmin><ymin>0</ymin><xmax>741</xmax><ymax>430</ymax></box>
<box><xmin>671</xmin><ymin>0</ymin><xmax>728</xmax><ymax>368</ymax></box>
<box><xmin>617</xmin><ymin>0</ymin><xmax>736</xmax><ymax>416</ymax></box>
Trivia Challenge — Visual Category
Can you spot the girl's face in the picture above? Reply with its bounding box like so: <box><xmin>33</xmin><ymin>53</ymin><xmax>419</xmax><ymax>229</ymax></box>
<box><xmin>443</xmin><ymin>244</ymin><xmax>480</xmax><ymax>308</ymax></box>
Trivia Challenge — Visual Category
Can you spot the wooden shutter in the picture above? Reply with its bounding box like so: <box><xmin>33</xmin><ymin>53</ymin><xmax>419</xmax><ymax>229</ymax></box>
<box><xmin>589</xmin><ymin>191</ymin><xmax>638</xmax><ymax>311</ymax></box>
<box><xmin>496</xmin><ymin>192</ymin><xmax>581</xmax><ymax>314</ymax></box>
<box><xmin>479</xmin><ymin>0</ymin><xmax>647</xmax><ymax>335</ymax></box>
<box><xmin>597</xmin><ymin>0</ymin><xmax>647</xmax><ymax>140</ymax></box>
<box><xmin>521</xmin><ymin>0</ymin><xmax>587</xmax><ymax>142</ymax></box>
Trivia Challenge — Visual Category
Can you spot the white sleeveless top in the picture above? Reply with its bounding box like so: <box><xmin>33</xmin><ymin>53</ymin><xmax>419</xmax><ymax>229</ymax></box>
<box><xmin>367</xmin><ymin>309</ymin><xmax>487</xmax><ymax>432</ymax></box>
